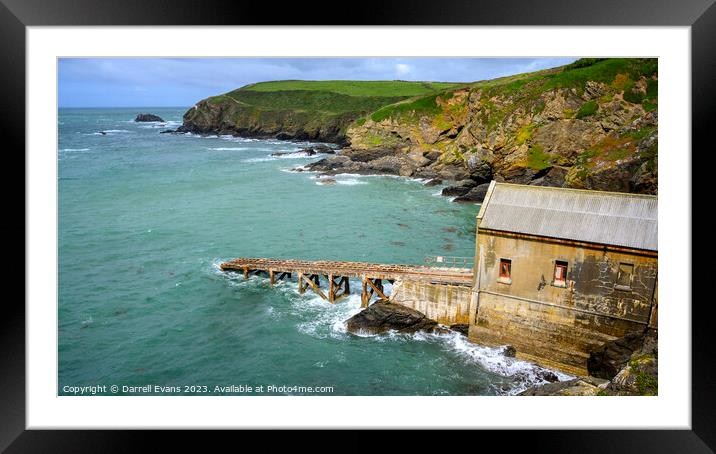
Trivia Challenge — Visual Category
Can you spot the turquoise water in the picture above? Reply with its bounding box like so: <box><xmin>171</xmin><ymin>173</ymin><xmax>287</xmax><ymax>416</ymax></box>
<box><xmin>58</xmin><ymin>107</ymin><xmax>566</xmax><ymax>396</ymax></box>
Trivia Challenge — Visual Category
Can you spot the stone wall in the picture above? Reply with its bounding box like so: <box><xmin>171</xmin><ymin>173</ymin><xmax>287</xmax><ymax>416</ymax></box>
<box><xmin>469</xmin><ymin>230</ymin><xmax>658</xmax><ymax>376</ymax></box>
<box><xmin>391</xmin><ymin>280</ymin><xmax>472</xmax><ymax>326</ymax></box>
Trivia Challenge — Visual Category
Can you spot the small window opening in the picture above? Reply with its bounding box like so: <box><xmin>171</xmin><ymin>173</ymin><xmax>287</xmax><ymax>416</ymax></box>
<box><xmin>499</xmin><ymin>258</ymin><xmax>512</xmax><ymax>279</ymax></box>
<box><xmin>554</xmin><ymin>260</ymin><xmax>568</xmax><ymax>286</ymax></box>
<box><xmin>616</xmin><ymin>263</ymin><xmax>634</xmax><ymax>289</ymax></box>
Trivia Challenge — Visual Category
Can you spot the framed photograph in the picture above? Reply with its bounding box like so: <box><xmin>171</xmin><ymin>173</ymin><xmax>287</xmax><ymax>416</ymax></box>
<box><xmin>8</xmin><ymin>0</ymin><xmax>712</xmax><ymax>449</ymax></box>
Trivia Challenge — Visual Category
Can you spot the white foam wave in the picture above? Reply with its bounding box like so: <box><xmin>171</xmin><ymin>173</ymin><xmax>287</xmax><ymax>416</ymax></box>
<box><xmin>335</xmin><ymin>178</ymin><xmax>366</xmax><ymax>186</ymax></box>
<box><xmin>242</xmin><ymin>157</ymin><xmax>275</xmax><ymax>163</ymax></box>
<box><xmin>433</xmin><ymin>331</ymin><xmax>573</xmax><ymax>394</ymax></box>
<box><xmin>59</xmin><ymin>148</ymin><xmax>90</xmax><ymax>152</ymax></box>
<box><xmin>85</xmin><ymin>129</ymin><xmax>133</xmax><ymax>136</ymax></box>
<box><xmin>206</xmin><ymin>147</ymin><xmax>251</xmax><ymax>151</ymax></box>
<box><xmin>272</xmin><ymin>152</ymin><xmax>316</xmax><ymax>159</ymax></box>
<box><xmin>279</xmin><ymin>167</ymin><xmax>307</xmax><ymax>174</ymax></box>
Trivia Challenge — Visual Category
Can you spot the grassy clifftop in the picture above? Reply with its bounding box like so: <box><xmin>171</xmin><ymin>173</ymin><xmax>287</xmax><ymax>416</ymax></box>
<box><xmin>181</xmin><ymin>80</ymin><xmax>464</xmax><ymax>143</ymax></box>
<box><xmin>346</xmin><ymin>58</ymin><xmax>658</xmax><ymax>194</ymax></box>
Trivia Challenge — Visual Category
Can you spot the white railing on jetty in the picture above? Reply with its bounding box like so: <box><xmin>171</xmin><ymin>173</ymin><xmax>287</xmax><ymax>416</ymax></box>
<box><xmin>423</xmin><ymin>255</ymin><xmax>474</xmax><ymax>269</ymax></box>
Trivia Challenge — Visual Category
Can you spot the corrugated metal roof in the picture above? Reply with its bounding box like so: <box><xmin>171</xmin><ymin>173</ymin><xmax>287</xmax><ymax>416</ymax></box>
<box><xmin>478</xmin><ymin>182</ymin><xmax>658</xmax><ymax>251</ymax></box>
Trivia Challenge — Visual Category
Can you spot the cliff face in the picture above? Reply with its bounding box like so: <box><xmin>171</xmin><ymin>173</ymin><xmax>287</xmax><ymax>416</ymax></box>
<box><xmin>179</xmin><ymin>81</ymin><xmax>462</xmax><ymax>145</ymax></box>
<box><xmin>181</xmin><ymin>93</ymin><xmax>361</xmax><ymax>145</ymax></box>
<box><xmin>345</xmin><ymin>59</ymin><xmax>658</xmax><ymax>194</ymax></box>
<box><xmin>180</xmin><ymin>59</ymin><xmax>657</xmax><ymax>195</ymax></box>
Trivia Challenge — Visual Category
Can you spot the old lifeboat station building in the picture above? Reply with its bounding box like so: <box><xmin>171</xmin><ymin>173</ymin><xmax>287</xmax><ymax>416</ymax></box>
<box><xmin>468</xmin><ymin>182</ymin><xmax>658</xmax><ymax>375</ymax></box>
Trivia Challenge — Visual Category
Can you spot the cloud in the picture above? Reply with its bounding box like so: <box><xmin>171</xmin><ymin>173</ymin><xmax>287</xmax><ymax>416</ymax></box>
<box><xmin>58</xmin><ymin>57</ymin><xmax>580</xmax><ymax>107</ymax></box>
<box><xmin>395</xmin><ymin>64</ymin><xmax>411</xmax><ymax>76</ymax></box>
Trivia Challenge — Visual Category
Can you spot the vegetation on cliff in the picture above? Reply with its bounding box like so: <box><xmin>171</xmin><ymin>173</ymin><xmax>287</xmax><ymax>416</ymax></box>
<box><xmin>346</xmin><ymin>58</ymin><xmax>658</xmax><ymax>194</ymax></box>
<box><xmin>181</xmin><ymin>58</ymin><xmax>657</xmax><ymax>195</ymax></box>
<box><xmin>180</xmin><ymin>80</ymin><xmax>463</xmax><ymax>144</ymax></box>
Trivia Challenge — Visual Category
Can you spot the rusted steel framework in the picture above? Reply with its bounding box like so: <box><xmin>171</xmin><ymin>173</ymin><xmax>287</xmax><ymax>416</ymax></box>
<box><xmin>220</xmin><ymin>257</ymin><xmax>473</xmax><ymax>305</ymax></box>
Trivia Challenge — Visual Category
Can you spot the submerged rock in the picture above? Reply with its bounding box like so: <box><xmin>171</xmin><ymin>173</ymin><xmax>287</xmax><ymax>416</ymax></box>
<box><xmin>346</xmin><ymin>301</ymin><xmax>439</xmax><ymax>335</ymax></box>
<box><xmin>134</xmin><ymin>113</ymin><xmax>165</xmax><ymax>122</ymax></box>
<box><xmin>317</xmin><ymin>178</ymin><xmax>336</xmax><ymax>185</ymax></box>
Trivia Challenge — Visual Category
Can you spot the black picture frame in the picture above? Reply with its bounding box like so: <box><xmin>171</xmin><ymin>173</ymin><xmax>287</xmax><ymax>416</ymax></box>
<box><xmin>5</xmin><ymin>0</ymin><xmax>712</xmax><ymax>450</ymax></box>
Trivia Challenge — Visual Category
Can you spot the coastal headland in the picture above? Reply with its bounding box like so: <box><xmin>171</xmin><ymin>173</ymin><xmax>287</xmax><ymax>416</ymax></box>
<box><xmin>171</xmin><ymin>58</ymin><xmax>658</xmax><ymax>203</ymax></box>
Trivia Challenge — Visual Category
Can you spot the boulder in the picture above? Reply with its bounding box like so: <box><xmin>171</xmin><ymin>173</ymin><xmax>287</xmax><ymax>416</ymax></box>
<box><xmin>305</xmin><ymin>156</ymin><xmax>353</xmax><ymax>173</ymax></box>
<box><xmin>365</xmin><ymin>155</ymin><xmax>414</xmax><ymax>176</ymax></box>
<box><xmin>407</xmin><ymin>150</ymin><xmax>431</xmax><ymax>167</ymax></box>
<box><xmin>134</xmin><ymin>113</ymin><xmax>165</xmax><ymax>122</ymax></box>
<box><xmin>342</xmin><ymin>148</ymin><xmax>396</xmax><ymax>163</ymax></box>
<box><xmin>449</xmin><ymin>324</ymin><xmax>469</xmax><ymax>336</ymax></box>
<box><xmin>519</xmin><ymin>376</ymin><xmax>609</xmax><ymax>396</ymax></box>
<box><xmin>275</xmin><ymin>132</ymin><xmax>293</xmax><ymax>140</ymax></box>
<box><xmin>453</xmin><ymin>183</ymin><xmax>490</xmax><ymax>203</ymax></box>
<box><xmin>437</xmin><ymin>165</ymin><xmax>470</xmax><ymax>181</ymax></box>
<box><xmin>606</xmin><ymin>353</ymin><xmax>658</xmax><ymax>395</ymax></box>
<box><xmin>530</xmin><ymin>166</ymin><xmax>568</xmax><ymax>187</ymax></box>
<box><xmin>587</xmin><ymin>330</ymin><xmax>647</xmax><ymax>380</ymax></box>
<box><xmin>312</xmin><ymin>144</ymin><xmax>336</xmax><ymax>154</ymax></box>
<box><xmin>345</xmin><ymin>301</ymin><xmax>439</xmax><ymax>335</ymax></box>
<box><xmin>441</xmin><ymin>179</ymin><xmax>477</xmax><ymax>197</ymax></box>
<box><xmin>413</xmin><ymin>167</ymin><xmax>440</xmax><ymax>180</ymax></box>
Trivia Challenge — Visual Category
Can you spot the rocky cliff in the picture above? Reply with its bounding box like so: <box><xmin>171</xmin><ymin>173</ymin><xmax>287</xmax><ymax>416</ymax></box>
<box><xmin>177</xmin><ymin>80</ymin><xmax>462</xmax><ymax>145</ymax></box>
<box><xmin>180</xmin><ymin>59</ymin><xmax>658</xmax><ymax>196</ymax></box>
<box><xmin>340</xmin><ymin>58</ymin><xmax>658</xmax><ymax>195</ymax></box>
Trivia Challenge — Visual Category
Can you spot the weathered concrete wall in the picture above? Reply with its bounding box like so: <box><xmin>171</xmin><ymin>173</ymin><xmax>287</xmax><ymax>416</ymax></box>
<box><xmin>391</xmin><ymin>280</ymin><xmax>472</xmax><ymax>325</ymax></box>
<box><xmin>469</xmin><ymin>230</ymin><xmax>658</xmax><ymax>376</ymax></box>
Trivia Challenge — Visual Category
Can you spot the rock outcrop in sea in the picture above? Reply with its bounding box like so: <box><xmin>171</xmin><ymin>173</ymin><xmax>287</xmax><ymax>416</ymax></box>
<box><xmin>346</xmin><ymin>301</ymin><xmax>441</xmax><ymax>335</ymax></box>
<box><xmin>135</xmin><ymin>113</ymin><xmax>165</xmax><ymax>122</ymax></box>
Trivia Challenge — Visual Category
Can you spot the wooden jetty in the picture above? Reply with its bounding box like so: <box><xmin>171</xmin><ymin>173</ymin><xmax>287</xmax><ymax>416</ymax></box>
<box><xmin>220</xmin><ymin>257</ymin><xmax>474</xmax><ymax>307</ymax></box>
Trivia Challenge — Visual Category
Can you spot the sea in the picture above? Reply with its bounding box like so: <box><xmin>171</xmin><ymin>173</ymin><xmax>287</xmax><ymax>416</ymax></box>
<box><xmin>58</xmin><ymin>107</ymin><xmax>570</xmax><ymax>396</ymax></box>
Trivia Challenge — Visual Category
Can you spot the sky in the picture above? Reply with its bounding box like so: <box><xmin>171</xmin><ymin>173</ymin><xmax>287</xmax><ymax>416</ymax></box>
<box><xmin>58</xmin><ymin>57</ymin><xmax>579</xmax><ymax>108</ymax></box>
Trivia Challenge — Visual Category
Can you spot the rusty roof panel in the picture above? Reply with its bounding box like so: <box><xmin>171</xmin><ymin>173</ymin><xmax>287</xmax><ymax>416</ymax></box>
<box><xmin>478</xmin><ymin>183</ymin><xmax>658</xmax><ymax>251</ymax></box>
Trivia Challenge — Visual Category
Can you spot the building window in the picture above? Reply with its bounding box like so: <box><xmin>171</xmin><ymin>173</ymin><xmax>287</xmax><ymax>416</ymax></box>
<box><xmin>498</xmin><ymin>258</ymin><xmax>512</xmax><ymax>284</ymax></box>
<box><xmin>615</xmin><ymin>263</ymin><xmax>634</xmax><ymax>290</ymax></box>
<box><xmin>553</xmin><ymin>260</ymin><xmax>568</xmax><ymax>287</ymax></box>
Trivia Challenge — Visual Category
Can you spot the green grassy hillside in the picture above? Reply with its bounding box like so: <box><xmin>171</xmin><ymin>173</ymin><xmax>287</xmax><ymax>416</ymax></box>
<box><xmin>240</xmin><ymin>80</ymin><xmax>464</xmax><ymax>97</ymax></box>
<box><xmin>181</xmin><ymin>80</ymin><xmax>466</xmax><ymax>143</ymax></box>
<box><xmin>361</xmin><ymin>58</ymin><xmax>657</xmax><ymax>125</ymax></box>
